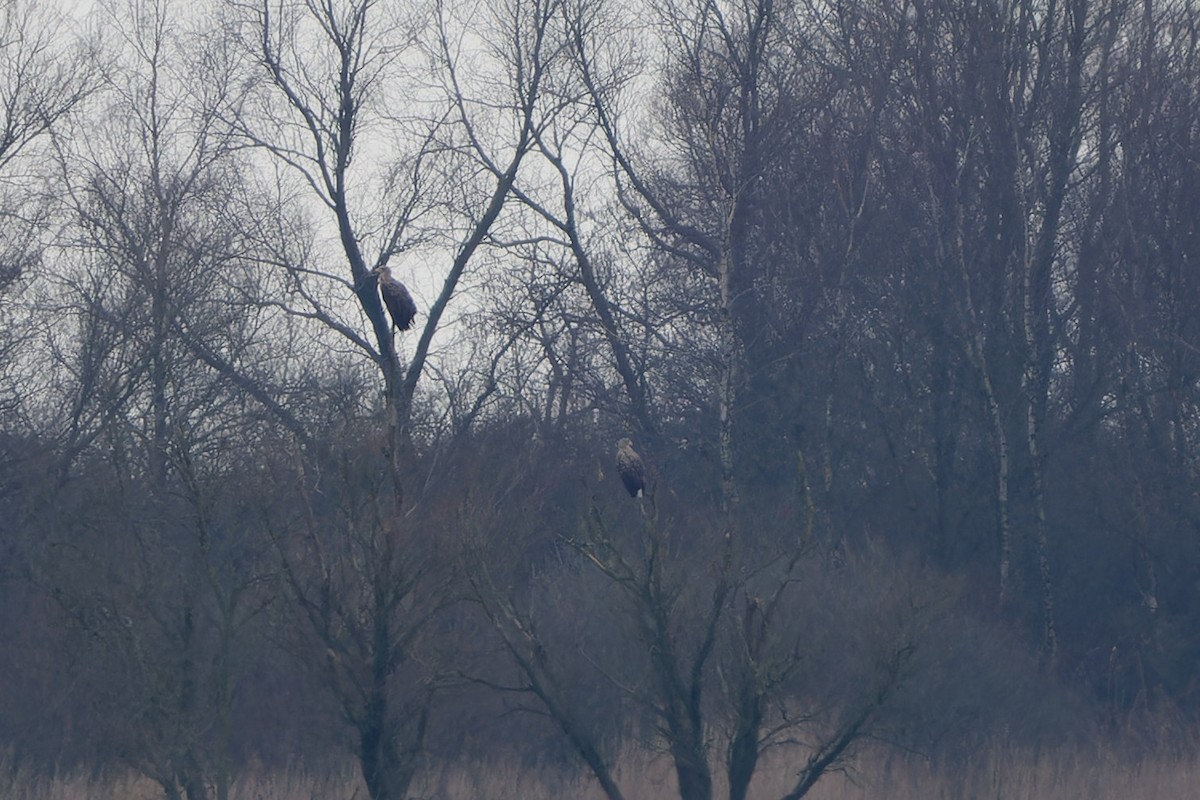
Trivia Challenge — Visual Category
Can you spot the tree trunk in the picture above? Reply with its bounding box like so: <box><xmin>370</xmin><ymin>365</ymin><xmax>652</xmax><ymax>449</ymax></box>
<box><xmin>726</xmin><ymin>687</ymin><xmax>763</xmax><ymax>800</ymax></box>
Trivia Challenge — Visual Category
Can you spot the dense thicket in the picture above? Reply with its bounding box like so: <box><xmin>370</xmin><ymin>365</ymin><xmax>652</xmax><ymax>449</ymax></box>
<box><xmin>2</xmin><ymin>0</ymin><xmax>1199</xmax><ymax>798</ymax></box>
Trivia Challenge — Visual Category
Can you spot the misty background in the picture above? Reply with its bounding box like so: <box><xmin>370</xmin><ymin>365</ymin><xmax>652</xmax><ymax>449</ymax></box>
<box><xmin>1</xmin><ymin>0</ymin><xmax>1198</xmax><ymax>798</ymax></box>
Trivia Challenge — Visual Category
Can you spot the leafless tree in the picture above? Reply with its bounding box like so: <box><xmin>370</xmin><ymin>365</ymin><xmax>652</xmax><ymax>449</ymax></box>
<box><xmin>31</xmin><ymin>3</ymin><xmax>285</xmax><ymax>798</ymax></box>
<box><xmin>466</xmin><ymin>443</ymin><xmax>927</xmax><ymax>800</ymax></box>
<box><xmin>0</xmin><ymin>0</ymin><xmax>98</xmax><ymax>419</ymax></box>
<box><xmin>221</xmin><ymin>2</ymin><xmax>569</xmax><ymax>797</ymax></box>
<box><xmin>229</xmin><ymin>0</ymin><xmax>562</xmax><ymax>482</ymax></box>
<box><xmin>890</xmin><ymin>0</ymin><xmax>1114</xmax><ymax>664</ymax></box>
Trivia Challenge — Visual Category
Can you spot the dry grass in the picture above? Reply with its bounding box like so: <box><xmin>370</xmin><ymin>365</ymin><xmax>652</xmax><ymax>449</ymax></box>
<box><xmin>3</xmin><ymin>744</ymin><xmax>1197</xmax><ymax>799</ymax></box>
<box><xmin>785</xmin><ymin>746</ymin><xmax>1200</xmax><ymax>800</ymax></box>
<box><xmin>0</xmin><ymin>767</ymin><xmax>160</xmax><ymax>800</ymax></box>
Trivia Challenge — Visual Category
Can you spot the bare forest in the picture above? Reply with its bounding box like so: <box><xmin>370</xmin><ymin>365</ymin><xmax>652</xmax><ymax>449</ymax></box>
<box><xmin>2</xmin><ymin>0</ymin><xmax>1200</xmax><ymax>798</ymax></box>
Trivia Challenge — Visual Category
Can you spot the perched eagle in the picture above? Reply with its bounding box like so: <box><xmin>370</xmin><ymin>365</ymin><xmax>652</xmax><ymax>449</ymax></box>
<box><xmin>374</xmin><ymin>266</ymin><xmax>417</xmax><ymax>332</ymax></box>
<box><xmin>615</xmin><ymin>438</ymin><xmax>646</xmax><ymax>498</ymax></box>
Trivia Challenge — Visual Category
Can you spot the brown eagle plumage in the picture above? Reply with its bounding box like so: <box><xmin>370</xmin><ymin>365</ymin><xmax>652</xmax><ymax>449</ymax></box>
<box><xmin>374</xmin><ymin>266</ymin><xmax>417</xmax><ymax>332</ymax></box>
<box><xmin>615</xmin><ymin>438</ymin><xmax>645</xmax><ymax>498</ymax></box>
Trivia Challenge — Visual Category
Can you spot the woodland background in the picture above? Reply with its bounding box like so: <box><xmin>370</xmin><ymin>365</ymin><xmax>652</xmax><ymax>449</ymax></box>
<box><xmin>1</xmin><ymin>0</ymin><xmax>1199</xmax><ymax>799</ymax></box>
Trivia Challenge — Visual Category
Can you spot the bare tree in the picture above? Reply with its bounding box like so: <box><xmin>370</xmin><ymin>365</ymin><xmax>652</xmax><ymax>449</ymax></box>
<box><xmin>223</xmin><ymin>2</ymin><xmax>567</xmax><ymax>797</ymax></box>
<box><xmin>0</xmin><ymin>0</ymin><xmax>97</xmax><ymax>176</ymax></box>
<box><xmin>31</xmin><ymin>3</ymin><xmax>285</xmax><ymax>799</ymax></box>
<box><xmin>465</xmin><ymin>440</ymin><xmax>926</xmax><ymax>800</ymax></box>
<box><xmin>555</xmin><ymin>0</ymin><xmax>828</xmax><ymax>512</ymax></box>
<box><xmin>266</xmin><ymin>434</ymin><xmax>445</xmax><ymax>800</ymax></box>
<box><xmin>889</xmin><ymin>0</ymin><xmax>1115</xmax><ymax>663</ymax></box>
<box><xmin>230</xmin><ymin>0</ymin><xmax>560</xmax><ymax>479</ymax></box>
<box><xmin>0</xmin><ymin>0</ymin><xmax>98</xmax><ymax>419</ymax></box>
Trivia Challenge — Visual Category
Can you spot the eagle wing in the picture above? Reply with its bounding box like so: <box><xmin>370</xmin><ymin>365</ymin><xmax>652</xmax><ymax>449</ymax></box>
<box><xmin>380</xmin><ymin>275</ymin><xmax>418</xmax><ymax>331</ymax></box>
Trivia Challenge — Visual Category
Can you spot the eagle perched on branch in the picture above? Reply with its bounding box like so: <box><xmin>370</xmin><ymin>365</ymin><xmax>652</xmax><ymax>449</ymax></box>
<box><xmin>373</xmin><ymin>266</ymin><xmax>417</xmax><ymax>332</ymax></box>
<box><xmin>615</xmin><ymin>438</ymin><xmax>646</xmax><ymax>498</ymax></box>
